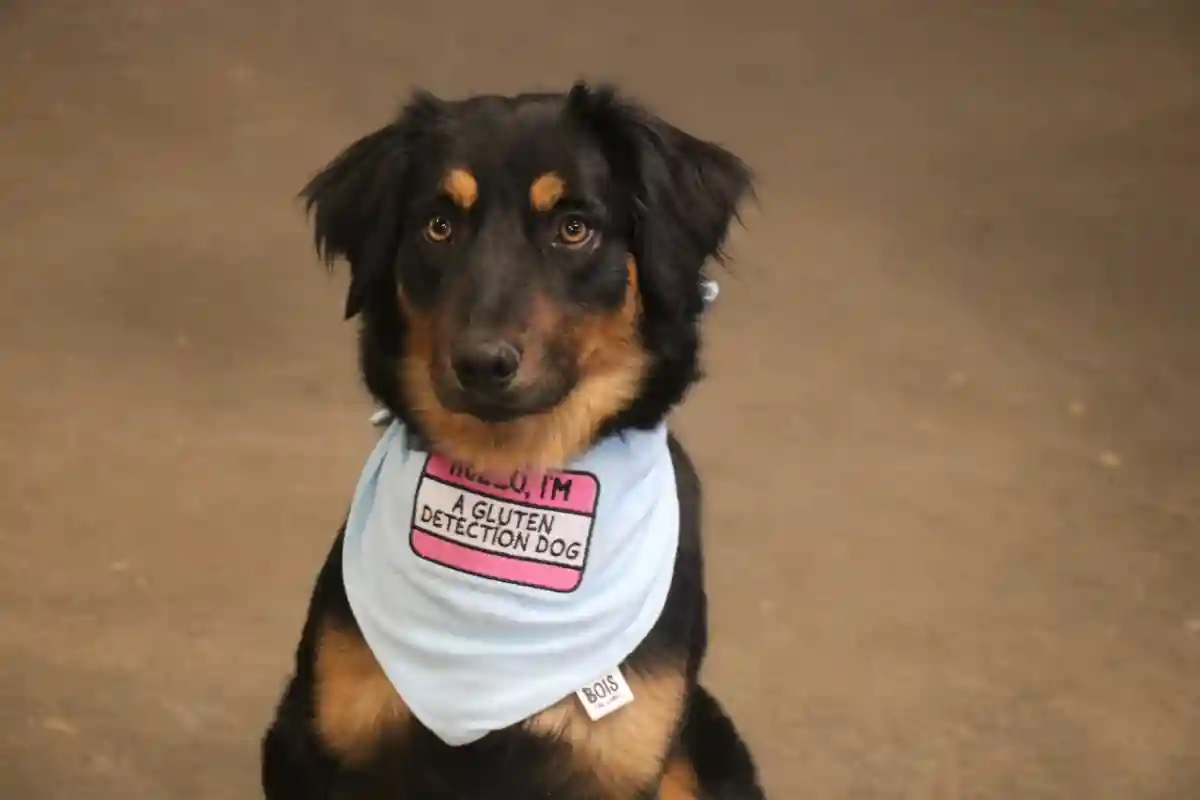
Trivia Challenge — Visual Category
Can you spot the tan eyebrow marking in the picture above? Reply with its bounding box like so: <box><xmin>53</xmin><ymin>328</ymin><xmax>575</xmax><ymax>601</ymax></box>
<box><xmin>441</xmin><ymin>168</ymin><xmax>478</xmax><ymax>210</ymax></box>
<box><xmin>529</xmin><ymin>172</ymin><xmax>566</xmax><ymax>211</ymax></box>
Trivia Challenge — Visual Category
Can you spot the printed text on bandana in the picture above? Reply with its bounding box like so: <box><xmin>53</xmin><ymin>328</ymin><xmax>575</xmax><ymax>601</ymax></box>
<box><xmin>410</xmin><ymin>455</ymin><xmax>600</xmax><ymax>592</ymax></box>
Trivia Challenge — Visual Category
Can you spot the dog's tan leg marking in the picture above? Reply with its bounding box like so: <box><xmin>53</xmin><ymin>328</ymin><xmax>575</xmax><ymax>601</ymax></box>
<box><xmin>400</xmin><ymin>256</ymin><xmax>646</xmax><ymax>474</ymax></box>
<box><xmin>441</xmin><ymin>168</ymin><xmax>478</xmax><ymax>210</ymax></box>
<box><xmin>659</xmin><ymin>755</ymin><xmax>700</xmax><ymax>800</ymax></box>
<box><xmin>313</xmin><ymin>618</ymin><xmax>410</xmax><ymax>765</ymax></box>
<box><xmin>530</xmin><ymin>172</ymin><xmax>566</xmax><ymax>211</ymax></box>
<box><xmin>525</xmin><ymin>665</ymin><xmax>687</xmax><ymax>797</ymax></box>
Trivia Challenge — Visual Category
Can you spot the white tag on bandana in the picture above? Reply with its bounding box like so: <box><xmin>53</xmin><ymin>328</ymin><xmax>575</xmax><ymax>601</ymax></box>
<box><xmin>576</xmin><ymin>667</ymin><xmax>636</xmax><ymax>721</ymax></box>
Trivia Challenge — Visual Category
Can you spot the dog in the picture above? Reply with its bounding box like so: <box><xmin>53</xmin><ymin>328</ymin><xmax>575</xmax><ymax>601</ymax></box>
<box><xmin>261</xmin><ymin>82</ymin><xmax>764</xmax><ymax>799</ymax></box>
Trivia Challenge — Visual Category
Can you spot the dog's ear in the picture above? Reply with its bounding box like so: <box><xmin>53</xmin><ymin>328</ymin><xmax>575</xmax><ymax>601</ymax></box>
<box><xmin>566</xmin><ymin>82</ymin><xmax>753</xmax><ymax>321</ymax></box>
<box><xmin>301</xmin><ymin>92</ymin><xmax>442</xmax><ymax>319</ymax></box>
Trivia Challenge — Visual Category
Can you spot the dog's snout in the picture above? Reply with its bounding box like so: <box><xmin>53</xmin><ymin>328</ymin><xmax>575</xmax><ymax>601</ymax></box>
<box><xmin>452</xmin><ymin>338</ymin><xmax>522</xmax><ymax>391</ymax></box>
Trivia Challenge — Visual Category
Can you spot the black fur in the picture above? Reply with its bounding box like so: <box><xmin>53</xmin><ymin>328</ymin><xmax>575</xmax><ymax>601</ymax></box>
<box><xmin>262</xmin><ymin>83</ymin><xmax>764</xmax><ymax>798</ymax></box>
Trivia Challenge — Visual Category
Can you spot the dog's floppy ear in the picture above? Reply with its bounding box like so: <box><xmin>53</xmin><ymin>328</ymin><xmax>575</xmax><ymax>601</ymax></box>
<box><xmin>301</xmin><ymin>92</ymin><xmax>441</xmax><ymax>319</ymax></box>
<box><xmin>567</xmin><ymin>82</ymin><xmax>753</xmax><ymax>321</ymax></box>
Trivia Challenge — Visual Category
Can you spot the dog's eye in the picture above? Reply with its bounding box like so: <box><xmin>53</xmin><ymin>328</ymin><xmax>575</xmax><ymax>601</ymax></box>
<box><xmin>424</xmin><ymin>216</ymin><xmax>453</xmax><ymax>243</ymax></box>
<box><xmin>556</xmin><ymin>215</ymin><xmax>593</xmax><ymax>247</ymax></box>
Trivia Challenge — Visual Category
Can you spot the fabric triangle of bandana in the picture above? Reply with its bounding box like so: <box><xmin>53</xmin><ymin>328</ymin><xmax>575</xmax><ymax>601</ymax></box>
<box><xmin>341</xmin><ymin>420</ymin><xmax>680</xmax><ymax>745</ymax></box>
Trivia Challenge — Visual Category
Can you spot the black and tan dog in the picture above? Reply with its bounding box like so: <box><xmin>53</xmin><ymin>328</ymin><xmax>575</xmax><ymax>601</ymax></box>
<box><xmin>261</xmin><ymin>82</ymin><xmax>764</xmax><ymax>799</ymax></box>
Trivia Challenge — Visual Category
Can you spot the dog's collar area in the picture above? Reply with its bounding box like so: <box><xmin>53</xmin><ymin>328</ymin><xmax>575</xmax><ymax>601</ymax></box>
<box><xmin>342</xmin><ymin>419</ymin><xmax>680</xmax><ymax>745</ymax></box>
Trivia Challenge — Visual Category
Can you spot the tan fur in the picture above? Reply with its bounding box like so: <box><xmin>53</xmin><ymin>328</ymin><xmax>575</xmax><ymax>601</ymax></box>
<box><xmin>441</xmin><ymin>168</ymin><xmax>478</xmax><ymax>210</ymax></box>
<box><xmin>313</xmin><ymin>619</ymin><xmax>410</xmax><ymax>766</ymax></box>
<box><xmin>525</xmin><ymin>665</ymin><xmax>688</xmax><ymax>797</ymax></box>
<box><xmin>401</xmin><ymin>258</ymin><xmax>646</xmax><ymax>473</ymax></box>
<box><xmin>529</xmin><ymin>172</ymin><xmax>566</xmax><ymax>211</ymax></box>
<box><xmin>659</xmin><ymin>756</ymin><xmax>700</xmax><ymax>800</ymax></box>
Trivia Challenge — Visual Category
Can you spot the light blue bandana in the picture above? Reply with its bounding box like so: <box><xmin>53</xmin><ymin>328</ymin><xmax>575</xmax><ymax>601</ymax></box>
<box><xmin>341</xmin><ymin>420</ymin><xmax>679</xmax><ymax>746</ymax></box>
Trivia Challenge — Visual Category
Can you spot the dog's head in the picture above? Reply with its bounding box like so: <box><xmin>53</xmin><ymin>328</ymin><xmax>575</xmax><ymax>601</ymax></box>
<box><xmin>304</xmin><ymin>83</ymin><xmax>751</xmax><ymax>472</ymax></box>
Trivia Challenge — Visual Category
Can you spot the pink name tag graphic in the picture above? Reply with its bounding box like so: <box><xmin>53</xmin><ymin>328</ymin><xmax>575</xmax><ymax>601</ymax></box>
<box><xmin>409</xmin><ymin>455</ymin><xmax>601</xmax><ymax>592</ymax></box>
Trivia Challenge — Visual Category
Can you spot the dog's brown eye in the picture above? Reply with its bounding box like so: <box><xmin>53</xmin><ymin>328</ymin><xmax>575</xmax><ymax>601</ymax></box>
<box><xmin>424</xmin><ymin>216</ymin><xmax>453</xmax><ymax>243</ymax></box>
<box><xmin>556</xmin><ymin>215</ymin><xmax>592</xmax><ymax>246</ymax></box>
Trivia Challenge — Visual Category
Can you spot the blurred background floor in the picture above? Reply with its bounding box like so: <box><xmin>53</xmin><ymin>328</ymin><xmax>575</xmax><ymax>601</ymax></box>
<box><xmin>1</xmin><ymin>1</ymin><xmax>1198</xmax><ymax>797</ymax></box>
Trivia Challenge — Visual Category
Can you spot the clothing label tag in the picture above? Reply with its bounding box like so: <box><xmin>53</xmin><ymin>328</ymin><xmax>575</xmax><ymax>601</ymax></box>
<box><xmin>575</xmin><ymin>667</ymin><xmax>635</xmax><ymax>721</ymax></box>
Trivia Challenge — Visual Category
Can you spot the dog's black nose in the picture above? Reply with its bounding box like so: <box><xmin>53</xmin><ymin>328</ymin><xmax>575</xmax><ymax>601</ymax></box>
<box><xmin>452</xmin><ymin>339</ymin><xmax>522</xmax><ymax>391</ymax></box>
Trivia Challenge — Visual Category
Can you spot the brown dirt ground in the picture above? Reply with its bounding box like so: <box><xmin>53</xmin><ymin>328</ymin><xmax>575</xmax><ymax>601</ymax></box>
<box><xmin>2</xmin><ymin>1</ymin><xmax>1198</xmax><ymax>798</ymax></box>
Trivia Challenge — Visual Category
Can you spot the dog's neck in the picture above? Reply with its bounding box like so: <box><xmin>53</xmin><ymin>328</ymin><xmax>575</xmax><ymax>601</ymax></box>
<box><xmin>371</xmin><ymin>407</ymin><xmax>637</xmax><ymax>473</ymax></box>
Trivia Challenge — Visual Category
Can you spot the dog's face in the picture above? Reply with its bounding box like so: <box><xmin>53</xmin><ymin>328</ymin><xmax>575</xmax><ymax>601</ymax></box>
<box><xmin>304</xmin><ymin>84</ymin><xmax>751</xmax><ymax>472</ymax></box>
